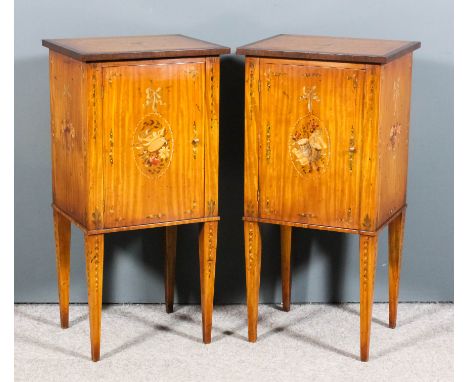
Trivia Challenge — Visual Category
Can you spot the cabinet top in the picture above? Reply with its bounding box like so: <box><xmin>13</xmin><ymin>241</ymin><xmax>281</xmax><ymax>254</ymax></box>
<box><xmin>236</xmin><ymin>34</ymin><xmax>420</xmax><ymax>64</ymax></box>
<box><xmin>42</xmin><ymin>34</ymin><xmax>230</xmax><ymax>62</ymax></box>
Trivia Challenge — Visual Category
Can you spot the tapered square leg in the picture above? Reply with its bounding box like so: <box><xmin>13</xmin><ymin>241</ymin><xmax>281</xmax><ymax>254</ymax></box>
<box><xmin>280</xmin><ymin>225</ymin><xmax>292</xmax><ymax>312</ymax></box>
<box><xmin>199</xmin><ymin>221</ymin><xmax>218</xmax><ymax>344</ymax></box>
<box><xmin>244</xmin><ymin>221</ymin><xmax>262</xmax><ymax>342</ymax></box>
<box><xmin>84</xmin><ymin>234</ymin><xmax>104</xmax><ymax>362</ymax></box>
<box><xmin>164</xmin><ymin>226</ymin><xmax>177</xmax><ymax>314</ymax></box>
<box><xmin>359</xmin><ymin>234</ymin><xmax>378</xmax><ymax>362</ymax></box>
<box><xmin>388</xmin><ymin>210</ymin><xmax>406</xmax><ymax>329</ymax></box>
<box><xmin>53</xmin><ymin>210</ymin><xmax>71</xmax><ymax>329</ymax></box>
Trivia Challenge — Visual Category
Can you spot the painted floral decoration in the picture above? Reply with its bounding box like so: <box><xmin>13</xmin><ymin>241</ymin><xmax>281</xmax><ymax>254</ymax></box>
<box><xmin>133</xmin><ymin>114</ymin><xmax>173</xmax><ymax>176</ymax></box>
<box><xmin>290</xmin><ymin>114</ymin><xmax>330</xmax><ymax>175</ymax></box>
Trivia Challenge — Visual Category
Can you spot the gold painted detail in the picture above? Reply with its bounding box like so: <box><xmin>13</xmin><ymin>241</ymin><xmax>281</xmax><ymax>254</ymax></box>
<box><xmin>363</xmin><ymin>214</ymin><xmax>371</xmax><ymax>229</ymax></box>
<box><xmin>298</xmin><ymin>212</ymin><xmax>317</xmax><ymax>219</ymax></box>
<box><xmin>92</xmin><ymin>73</ymin><xmax>97</xmax><ymax>140</ymax></box>
<box><xmin>146</xmin><ymin>213</ymin><xmax>165</xmax><ymax>219</ymax></box>
<box><xmin>249</xmin><ymin>63</ymin><xmax>255</xmax><ymax>122</ymax></box>
<box><xmin>246</xmin><ymin>200</ymin><xmax>255</xmax><ymax>216</ymax></box>
<box><xmin>300</xmin><ymin>86</ymin><xmax>320</xmax><ymax>114</ymax></box>
<box><xmin>248</xmin><ymin>223</ymin><xmax>254</xmax><ymax>271</ymax></box>
<box><xmin>91</xmin><ymin>210</ymin><xmax>102</xmax><ymax>228</ymax></box>
<box><xmin>209</xmin><ymin>64</ymin><xmax>216</xmax><ymax>129</ymax></box>
<box><xmin>184</xmin><ymin>200</ymin><xmax>197</xmax><ymax>215</ymax></box>
<box><xmin>185</xmin><ymin>67</ymin><xmax>199</xmax><ymax>79</ymax></box>
<box><xmin>109</xmin><ymin>129</ymin><xmax>114</xmax><ymax>164</ymax></box>
<box><xmin>347</xmin><ymin>74</ymin><xmax>358</xmax><ymax>90</ymax></box>
<box><xmin>264</xmin><ymin>198</ymin><xmax>276</xmax><ymax>215</ymax></box>
<box><xmin>207</xmin><ymin>223</ymin><xmax>214</xmax><ymax>279</ymax></box>
<box><xmin>133</xmin><ymin>113</ymin><xmax>173</xmax><ymax>177</ymax></box>
<box><xmin>145</xmin><ymin>86</ymin><xmax>164</xmax><ymax>113</ymax></box>
<box><xmin>264</xmin><ymin>69</ymin><xmax>285</xmax><ymax>92</ymax></box>
<box><xmin>389</xmin><ymin>123</ymin><xmax>401</xmax><ymax>151</ymax></box>
<box><xmin>362</xmin><ymin>237</ymin><xmax>369</xmax><ymax>293</ymax></box>
<box><xmin>61</xmin><ymin>119</ymin><xmax>75</xmax><ymax>150</ymax></box>
<box><xmin>349</xmin><ymin>125</ymin><xmax>356</xmax><ymax>172</ymax></box>
<box><xmin>192</xmin><ymin>121</ymin><xmax>199</xmax><ymax>159</ymax></box>
<box><xmin>207</xmin><ymin>200</ymin><xmax>216</xmax><ymax>216</ymax></box>
<box><xmin>290</xmin><ymin>114</ymin><xmax>330</xmax><ymax>175</ymax></box>
<box><xmin>266</xmin><ymin>122</ymin><xmax>271</xmax><ymax>161</ymax></box>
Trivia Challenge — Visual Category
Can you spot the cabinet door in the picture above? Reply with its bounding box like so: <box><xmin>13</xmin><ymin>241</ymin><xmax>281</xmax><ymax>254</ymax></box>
<box><xmin>102</xmin><ymin>59</ymin><xmax>205</xmax><ymax>228</ymax></box>
<box><xmin>259</xmin><ymin>60</ymin><xmax>365</xmax><ymax>229</ymax></box>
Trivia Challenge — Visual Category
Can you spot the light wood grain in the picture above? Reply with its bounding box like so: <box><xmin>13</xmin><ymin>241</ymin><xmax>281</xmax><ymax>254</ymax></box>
<box><xmin>259</xmin><ymin>59</ymin><xmax>366</xmax><ymax>229</ymax></box>
<box><xmin>84</xmin><ymin>234</ymin><xmax>104</xmax><ymax>362</ymax></box>
<box><xmin>244</xmin><ymin>221</ymin><xmax>262</xmax><ymax>342</ymax></box>
<box><xmin>49</xmin><ymin>51</ymin><xmax>88</xmax><ymax>227</ymax></box>
<box><xmin>280</xmin><ymin>225</ymin><xmax>292</xmax><ymax>312</ymax></box>
<box><xmin>241</xmin><ymin>43</ymin><xmax>417</xmax><ymax>361</ymax></box>
<box><xmin>53</xmin><ymin>210</ymin><xmax>71</xmax><ymax>329</ymax></box>
<box><xmin>244</xmin><ymin>57</ymin><xmax>261</xmax><ymax>218</ymax></box>
<box><xmin>102</xmin><ymin>59</ymin><xmax>206</xmax><ymax>228</ymax></box>
<box><xmin>360</xmin><ymin>234</ymin><xmax>378</xmax><ymax>362</ymax></box>
<box><xmin>199</xmin><ymin>221</ymin><xmax>218</xmax><ymax>343</ymax></box>
<box><xmin>204</xmin><ymin>57</ymin><xmax>220</xmax><ymax>217</ymax></box>
<box><xmin>164</xmin><ymin>226</ymin><xmax>177</xmax><ymax>314</ymax></box>
<box><xmin>237</xmin><ymin>34</ymin><xmax>420</xmax><ymax>64</ymax></box>
<box><xmin>376</xmin><ymin>54</ymin><xmax>413</xmax><ymax>226</ymax></box>
<box><xmin>388</xmin><ymin>209</ymin><xmax>406</xmax><ymax>329</ymax></box>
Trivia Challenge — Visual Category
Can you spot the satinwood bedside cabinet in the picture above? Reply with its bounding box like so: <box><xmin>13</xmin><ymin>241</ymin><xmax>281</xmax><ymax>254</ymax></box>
<box><xmin>42</xmin><ymin>35</ymin><xmax>229</xmax><ymax>361</ymax></box>
<box><xmin>237</xmin><ymin>35</ymin><xmax>420</xmax><ymax>361</ymax></box>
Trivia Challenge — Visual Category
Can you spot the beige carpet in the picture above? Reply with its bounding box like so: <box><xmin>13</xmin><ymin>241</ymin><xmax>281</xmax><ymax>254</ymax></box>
<box><xmin>14</xmin><ymin>303</ymin><xmax>453</xmax><ymax>381</ymax></box>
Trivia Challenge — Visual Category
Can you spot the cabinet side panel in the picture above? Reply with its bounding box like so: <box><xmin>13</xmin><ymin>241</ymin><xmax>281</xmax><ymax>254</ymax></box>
<box><xmin>376</xmin><ymin>54</ymin><xmax>413</xmax><ymax>226</ymax></box>
<box><xmin>244</xmin><ymin>58</ymin><xmax>260</xmax><ymax>217</ymax></box>
<box><xmin>49</xmin><ymin>51</ymin><xmax>88</xmax><ymax>225</ymax></box>
<box><xmin>204</xmin><ymin>57</ymin><xmax>219</xmax><ymax>217</ymax></box>
<box><xmin>359</xmin><ymin>65</ymin><xmax>381</xmax><ymax>231</ymax></box>
<box><xmin>86</xmin><ymin>65</ymin><xmax>104</xmax><ymax>230</ymax></box>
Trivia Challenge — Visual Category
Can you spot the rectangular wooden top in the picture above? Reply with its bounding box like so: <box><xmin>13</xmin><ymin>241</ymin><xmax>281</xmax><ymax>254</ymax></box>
<box><xmin>236</xmin><ymin>34</ymin><xmax>420</xmax><ymax>64</ymax></box>
<box><xmin>42</xmin><ymin>34</ymin><xmax>230</xmax><ymax>62</ymax></box>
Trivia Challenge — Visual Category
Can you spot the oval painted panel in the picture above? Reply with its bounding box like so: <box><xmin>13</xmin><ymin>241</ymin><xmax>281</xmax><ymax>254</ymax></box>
<box><xmin>289</xmin><ymin>113</ymin><xmax>330</xmax><ymax>176</ymax></box>
<box><xmin>133</xmin><ymin>113</ymin><xmax>173</xmax><ymax>177</ymax></box>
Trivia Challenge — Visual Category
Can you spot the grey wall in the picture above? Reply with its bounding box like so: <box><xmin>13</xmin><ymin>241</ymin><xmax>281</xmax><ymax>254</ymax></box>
<box><xmin>15</xmin><ymin>0</ymin><xmax>453</xmax><ymax>303</ymax></box>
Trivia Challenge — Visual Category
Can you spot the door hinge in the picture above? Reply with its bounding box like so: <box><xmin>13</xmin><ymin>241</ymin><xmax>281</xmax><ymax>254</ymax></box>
<box><xmin>257</xmin><ymin>189</ymin><xmax>260</xmax><ymax>202</ymax></box>
<box><xmin>258</xmin><ymin>79</ymin><xmax>261</xmax><ymax>94</ymax></box>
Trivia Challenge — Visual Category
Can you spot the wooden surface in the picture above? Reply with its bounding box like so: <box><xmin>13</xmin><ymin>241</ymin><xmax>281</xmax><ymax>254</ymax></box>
<box><xmin>359</xmin><ymin>234</ymin><xmax>378</xmax><ymax>362</ymax></box>
<box><xmin>102</xmin><ymin>58</ymin><xmax>206</xmax><ymax>228</ymax></box>
<box><xmin>49</xmin><ymin>51</ymin><xmax>88</xmax><ymax>227</ymax></box>
<box><xmin>237</xmin><ymin>34</ymin><xmax>420</xmax><ymax>64</ymax></box>
<box><xmin>242</xmin><ymin>50</ymin><xmax>416</xmax><ymax>361</ymax></box>
<box><xmin>84</xmin><ymin>234</ymin><xmax>104</xmax><ymax>362</ymax></box>
<box><xmin>46</xmin><ymin>45</ymin><xmax>223</xmax><ymax>360</ymax></box>
<box><xmin>53</xmin><ymin>210</ymin><xmax>71</xmax><ymax>329</ymax></box>
<box><xmin>388</xmin><ymin>210</ymin><xmax>406</xmax><ymax>329</ymax></box>
<box><xmin>280</xmin><ymin>225</ymin><xmax>292</xmax><ymax>312</ymax></box>
<box><xmin>164</xmin><ymin>226</ymin><xmax>177</xmax><ymax>314</ymax></box>
<box><xmin>244</xmin><ymin>221</ymin><xmax>262</xmax><ymax>342</ymax></box>
<box><xmin>199</xmin><ymin>222</ymin><xmax>218</xmax><ymax>343</ymax></box>
<box><xmin>43</xmin><ymin>34</ymin><xmax>230</xmax><ymax>62</ymax></box>
<box><xmin>258</xmin><ymin>58</ymin><xmax>366</xmax><ymax>229</ymax></box>
<box><xmin>376</xmin><ymin>54</ymin><xmax>413</xmax><ymax>227</ymax></box>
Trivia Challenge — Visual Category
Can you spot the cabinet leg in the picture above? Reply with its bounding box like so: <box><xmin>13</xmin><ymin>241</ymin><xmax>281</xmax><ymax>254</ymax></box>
<box><xmin>280</xmin><ymin>225</ymin><xmax>292</xmax><ymax>312</ymax></box>
<box><xmin>84</xmin><ymin>234</ymin><xmax>104</xmax><ymax>362</ymax></box>
<box><xmin>53</xmin><ymin>210</ymin><xmax>71</xmax><ymax>329</ymax></box>
<box><xmin>388</xmin><ymin>210</ymin><xmax>406</xmax><ymax>329</ymax></box>
<box><xmin>359</xmin><ymin>234</ymin><xmax>378</xmax><ymax>362</ymax></box>
<box><xmin>199</xmin><ymin>221</ymin><xmax>218</xmax><ymax>344</ymax></box>
<box><xmin>244</xmin><ymin>221</ymin><xmax>262</xmax><ymax>342</ymax></box>
<box><xmin>164</xmin><ymin>226</ymin><xmax>177</xmax><ymax>313</ymax></box>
